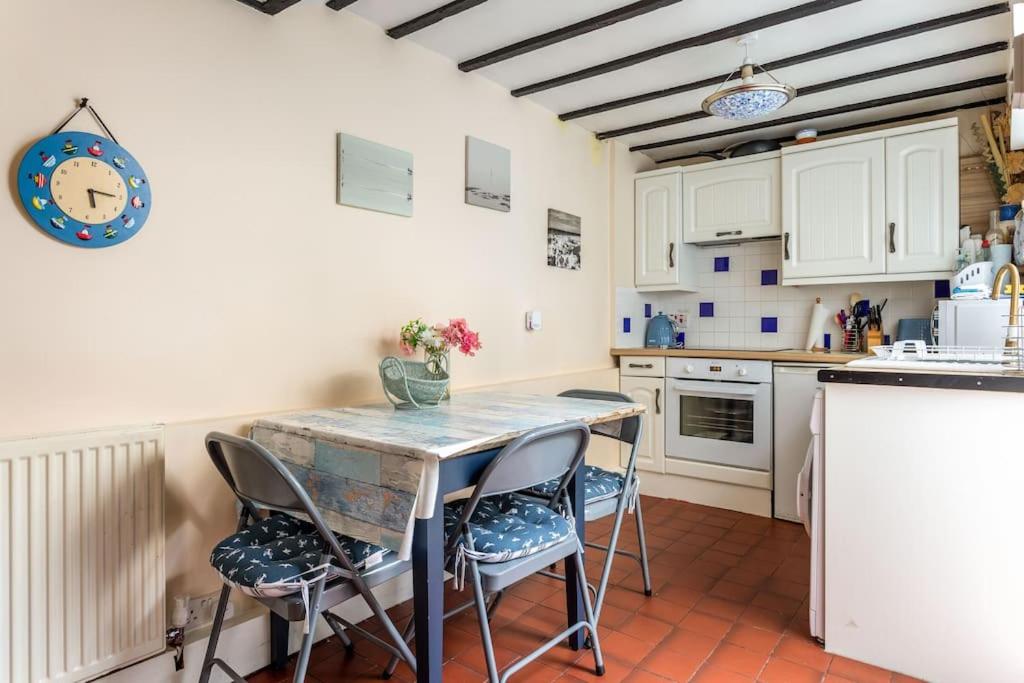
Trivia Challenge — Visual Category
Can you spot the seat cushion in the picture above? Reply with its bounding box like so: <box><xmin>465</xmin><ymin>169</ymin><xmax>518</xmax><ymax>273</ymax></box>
<box><xmin>210</xmin><ymin>513</ymin><xmax>388</xmax><ymax>597</ymax></box>
<box><xmin>525</xmin><ymin>465</ymin><xmax>625</xmax><ymax>504</ymax></box>
<box><xmin>444</xmin><ymin>493</ymin><xmax>574</xmax><ymax>563</ymax></box>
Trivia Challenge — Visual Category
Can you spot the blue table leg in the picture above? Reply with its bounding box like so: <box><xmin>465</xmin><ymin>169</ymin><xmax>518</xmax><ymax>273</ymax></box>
<box><xmin>269</xmin><ymin>612</ymin><xmax>289</xmax><ymax>669</ymax></box>
<box><xmin>413</xmin><ymin>491</ymin><xmax>445</xmax><ymax>682</ymax></box>
<box><xmin>564</xmin><ymin>466</ymin><xmax>585</xmax><ymax>650</ymax></box>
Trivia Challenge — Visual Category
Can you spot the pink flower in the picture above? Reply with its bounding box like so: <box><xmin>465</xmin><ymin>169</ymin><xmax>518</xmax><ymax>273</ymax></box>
<box><xmin>399</xmin><ymin>341</ymin><xmax>414</xmax><ymax>356</ymax></box>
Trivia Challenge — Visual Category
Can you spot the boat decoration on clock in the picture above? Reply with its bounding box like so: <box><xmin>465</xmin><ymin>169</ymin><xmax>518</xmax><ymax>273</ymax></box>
<box><xmin>16</xmin><ymin>99</ymin><xmax>151</xmax><ymax>249</ymax></box>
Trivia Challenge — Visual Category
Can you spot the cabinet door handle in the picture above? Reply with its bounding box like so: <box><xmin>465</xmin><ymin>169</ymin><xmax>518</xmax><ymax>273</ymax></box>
<box><xmin>668</xmin><ymin>242</ymin><xmax>676</xmax><ymax>268</ymax></box>
<box><xmin>655</xmin><ymin>387</ymin><xmax>662</xmax><ymax>414</ymax></box>
<box><xmin>784</xmin><ymin>232</ymin><xmax>791</xmax><ymax>260</ymax></box>
<box><xmin>716</xmin><ymin>230</ymin><xmax>743</xmax><ymax>237</ymax></box>
<box><xmin>888</xmin><ymin>222</ymin><xmax>896</xmax><ymax>254</ymax></box>
<box><xmin>628</xmin><ymin>363</ymin><xmax>654</xmax><ymax>369</ymax></box>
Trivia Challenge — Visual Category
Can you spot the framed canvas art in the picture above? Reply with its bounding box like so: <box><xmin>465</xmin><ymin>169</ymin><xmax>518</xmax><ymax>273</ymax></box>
<box><xmin>547</xmin><ymin>209</ymin><xmax>581</xmax><ymax>270</ymax></box>
<box><xmin>338</xmin><ymin>133</ymin><xmax>413</xmax><ymax>217</ymax></box>
<box><xmin>465</xmin><ymin>136</ymin><xmax>510</xmax><ymax>212</ymax></box>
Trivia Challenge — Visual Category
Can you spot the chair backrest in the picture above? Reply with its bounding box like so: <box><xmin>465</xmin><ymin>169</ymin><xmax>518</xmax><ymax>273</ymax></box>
<box><xmin>445</xmin><ymin>421</ymin><xmax>589</xmax><ymax>555</ymax></box>
<box><xmin>205</xmin><ymin>431</ymin><xmax>358</xmax><ymax>573</ymax></box>
<box><xmin>558</xmin><ymin>389</ymin><xmax>641</xmax><ymax>446</ymax></box>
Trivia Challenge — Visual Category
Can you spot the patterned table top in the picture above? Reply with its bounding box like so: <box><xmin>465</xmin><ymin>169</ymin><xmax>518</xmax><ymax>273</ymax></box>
<box><xmin>250</xmin><ymin>391</ymin><xmax>644</xmax><ymax>555</ymax></box>
<box><xmin>252</xmin><ymin>391</ymin><xmax>645</xmax><ymax>461</ymax></box>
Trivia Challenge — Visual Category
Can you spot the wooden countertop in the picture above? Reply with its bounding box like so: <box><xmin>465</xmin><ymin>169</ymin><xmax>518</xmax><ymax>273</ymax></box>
<box><xmin>611</xmin><ymin>347</ymin><xmax>867</xmax><ymax>364</ymax></box>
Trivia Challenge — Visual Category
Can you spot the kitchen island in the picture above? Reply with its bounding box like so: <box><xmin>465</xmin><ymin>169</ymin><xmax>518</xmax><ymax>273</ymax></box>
<box><xmin>818</xmin><ymin>366</ymin><xmax>1024</xmax><ymax>682</ymax></box>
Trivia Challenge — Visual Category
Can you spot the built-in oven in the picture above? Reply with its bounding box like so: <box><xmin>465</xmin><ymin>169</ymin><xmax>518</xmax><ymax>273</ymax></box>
<box><xmin>664</xmin><ymin>358</ymin><xmax>773</xmax><ymax>471</ymax></box>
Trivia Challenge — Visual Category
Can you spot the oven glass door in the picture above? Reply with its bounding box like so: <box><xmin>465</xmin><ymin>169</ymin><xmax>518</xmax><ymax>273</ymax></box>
<box><xmin>665</xmin><ymin>379</ymin><xmax>771</xmax><ymax>471</ymax></box>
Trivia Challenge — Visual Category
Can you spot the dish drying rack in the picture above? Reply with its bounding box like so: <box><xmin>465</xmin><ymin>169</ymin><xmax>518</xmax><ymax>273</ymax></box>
<box><xmin>871</xmin><ymin>338</ymin><xmax>1024</xmax><ymax>372</ymax></box>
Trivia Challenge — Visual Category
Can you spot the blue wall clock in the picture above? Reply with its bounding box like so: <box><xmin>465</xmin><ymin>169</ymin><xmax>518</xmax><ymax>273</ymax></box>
<box><xmin>17</xmin><ymin>130</ymin><xmax>151</xmax><ymax>248</ymax></box>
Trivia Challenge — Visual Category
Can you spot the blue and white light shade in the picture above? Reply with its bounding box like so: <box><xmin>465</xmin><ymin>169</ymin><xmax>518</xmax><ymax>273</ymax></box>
<box><xmin>702</xmin><ymin>60</ymin><xmax>796</xmax><ymax>121</ymax></box>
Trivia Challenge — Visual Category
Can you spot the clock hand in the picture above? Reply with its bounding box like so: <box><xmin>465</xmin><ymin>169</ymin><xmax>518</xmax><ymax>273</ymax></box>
<box><xmin>87</xmin><ymin>189</ymin><xmax>96</xmax><ymax>208</ymax></box>
<box><xmin>89</xmin><ymin>189</ymin><xmax>117</xmax><ymax>198</ymax></box>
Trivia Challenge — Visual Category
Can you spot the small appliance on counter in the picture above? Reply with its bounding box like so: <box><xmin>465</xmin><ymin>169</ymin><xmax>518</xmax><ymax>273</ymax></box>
<box><xmin>645</xmin><ymin>312</ymin><xmax>677</xmax><ymax>348</ymax></box>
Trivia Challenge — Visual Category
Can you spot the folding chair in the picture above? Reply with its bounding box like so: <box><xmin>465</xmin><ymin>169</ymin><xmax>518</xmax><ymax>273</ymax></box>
<box><xmin>199</xmin><ymin>432</ymin><xmax>416</xmax><ymax>683</ymax></box>
<box><xmin>525</xmin><ymin>390</ymin><xmax>651</xmax><ymax>621</ymax></box>
<box><xmin>385</xmin><ymin>421</ymin><xmax>605</xmax><ymax>683</ymax></box>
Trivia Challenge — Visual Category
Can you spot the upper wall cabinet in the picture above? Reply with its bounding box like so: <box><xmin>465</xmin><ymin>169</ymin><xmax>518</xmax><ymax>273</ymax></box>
<box><xmin>682</xmin><ymin>155</ymin><xmax>781</xmax><ymax>244</ymax></box>
<box><xmin>781</xmin><ymin>139</ymin><xmax>886</xmax><ymax>280</ymax></box>
<box><xmin>781</xmin><ymin>119</ymin><xmax>959</xmax><ymax>286</ymax></box>
<box><xmin>885</xmin><ymin>126</ymin><xmax>959</xmax><ymax>275</ymax></box>
<box><xmin>635</xmin><ymin>169</ymin><xmax>697</xmax><ymax>291</ymax></box>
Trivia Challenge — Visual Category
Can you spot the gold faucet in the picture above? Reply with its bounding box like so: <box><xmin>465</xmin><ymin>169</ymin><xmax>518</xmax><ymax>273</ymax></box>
<box><xmin>991</xmin><ymin>263</ymin><xmax>1021</xmax><ymax>349</ymax></box>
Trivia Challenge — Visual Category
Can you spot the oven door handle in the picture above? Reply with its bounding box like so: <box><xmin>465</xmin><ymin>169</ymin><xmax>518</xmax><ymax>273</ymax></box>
<box><xmin>669</xmin><ymin>380</ymin><xmax>760</xmax><ymax>398</ymax></box>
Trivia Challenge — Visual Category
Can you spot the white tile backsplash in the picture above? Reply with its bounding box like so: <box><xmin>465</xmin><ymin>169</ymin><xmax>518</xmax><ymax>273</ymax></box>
<box><xmin>617</xmin><ymin>241</ymin><xmax>937</xmax><ymax>351</ymax></box>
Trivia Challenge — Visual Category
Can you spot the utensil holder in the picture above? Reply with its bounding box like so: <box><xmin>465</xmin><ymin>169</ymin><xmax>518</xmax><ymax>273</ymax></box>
<box><xmin>842</xmin><ymin>328</ymin><xmax>862</xmax><ymax>353</ymax></box>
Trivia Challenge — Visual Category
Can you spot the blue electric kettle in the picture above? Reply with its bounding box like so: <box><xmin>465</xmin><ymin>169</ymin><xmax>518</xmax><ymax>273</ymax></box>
<box><xmin>645</xmin><ymin>312</ymin><xmax>677</xmax><ymax>348</ymax></box>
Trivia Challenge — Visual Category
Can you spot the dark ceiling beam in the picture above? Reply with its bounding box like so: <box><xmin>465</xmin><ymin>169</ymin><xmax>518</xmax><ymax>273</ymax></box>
<box><xmin>631</xmin><ymin>73</ymin><xmax>1007</xmax><ymax>152</ymax></box>
<box><xmin>234</xmin><ymin>0</ymin><xmax>303</xmax><ymax>15</ymax></box>
<box><xmin>326</xmin><ymin>0</ymin><xmax>359</xmax><ymax>10</ymax></box>
<box><xmin>509</xmin><ymin>0</ymin><xmax>862</xmax><ymax>98</ymax></box>
<box><xmin>596</xmin><ymin>41</ymin><xmax>1007</xmax><ymax>140</ymax></box>
<box><xmin>560</xmin><ymin>2</ymin><xmax>1010</xmax><ymax>121</ymax></box>
<box><xmin>458</xmin><ymin>0</ymin><xmax>684</xmax><ymax>73</ymax></box>
<box><xmin>386</xmin><ymin>0</ymin><xmax>488</xmax><ymax>40</ymax></box>
<box><xmin>657</xmin><ymin>96</ymin><xmax>1006</xmax><ymax>164</ymax></box>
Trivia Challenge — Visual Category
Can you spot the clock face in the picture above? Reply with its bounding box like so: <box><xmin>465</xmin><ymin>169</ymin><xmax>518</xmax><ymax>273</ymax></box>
<box><xmin>17</xmin><ymin>131</ymin><xmax>151</xmax><ymax>248</ymax></box>
<box><xmin>52</xmin><ymin>158</ymin><xmax>128</xmax><ymax>224</ymax></box>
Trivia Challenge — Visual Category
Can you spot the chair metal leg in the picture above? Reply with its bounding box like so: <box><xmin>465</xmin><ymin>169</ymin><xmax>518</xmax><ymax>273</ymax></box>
<box><xmin>573</xmin><ymin>548</ymin><xmax>605</xmax><ymax>676</ymax></box>
<box><xmin>292</xmin><ymin>575</ymin><xmax>328</xmax><ymax>683</ymax></box>
<box><xmin>382</xmin><ymin>616</ymin><xmax>416</xmax><ymax>679</ymax></box>
<box><xmin>323</xmin><ymin>608</ymin><xmax>354</xmax><ymax>652</ymax></box>
<box><xmin>633</xmin><ymin>493</ymin><xmax>653</xmax><ymax>596</ymax></box>
<box><xmin>469</xmin><ymin>560</ymin><xmax>501</xmax><ymax>683</ymax></box>
<box><xmin>198</xmin><ymin>584</ymin><xmax>233</xmax><ymax>683</ymax></box>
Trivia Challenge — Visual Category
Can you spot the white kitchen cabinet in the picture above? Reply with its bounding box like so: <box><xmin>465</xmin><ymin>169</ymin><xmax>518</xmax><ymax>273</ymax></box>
<box><xmin>619</xmin><ymin>375</ymin><xmax>665</xmax><ymax>474</ymax></box>
<box><xmin>682</xmin><ymin>155</ymin><xmax>781</xmax><ymax>243</ymax></box>
<box><xmin>781</xmin><ymin>118</ymin><xmax>959</xmax><ymax>285</ymax></box>
<box><xmin>781</xmin><ymin>138</ymin><xmax>886</xmax><ymax>281</ymax></box>
<box><xmin>885</xmin><ymin>126</ymin><xmax>959</xmax><ymax>274</ymax></box>
<box><xmin>635</xmin><ymin>169</ymin><xmax>696</xmax><ymax>291</ymax></box>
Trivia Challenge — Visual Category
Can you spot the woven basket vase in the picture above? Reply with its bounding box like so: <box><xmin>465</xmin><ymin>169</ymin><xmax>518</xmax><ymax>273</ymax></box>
<box><xmin>379</xmin><ymin>356</ymin><xmax>450</xmax><ymax>409</ymax></box>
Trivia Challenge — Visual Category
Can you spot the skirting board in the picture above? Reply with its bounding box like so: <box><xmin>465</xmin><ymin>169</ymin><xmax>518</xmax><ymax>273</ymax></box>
<box><xmin>100</xmin><ymin>572</ymin><xmax>414</xmax><ymax>683</ymax></box>
<box><xmin>637</xmin><ymin>471</ymin><xmax>772</xmax><ymax>518</ymax></box>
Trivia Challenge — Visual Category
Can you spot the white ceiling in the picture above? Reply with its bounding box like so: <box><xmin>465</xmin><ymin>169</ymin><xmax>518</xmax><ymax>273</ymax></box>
<box><xmin>347</xmin><ymin>0</ymin><xmax>1011</xmax><ymax>161</ymax></box>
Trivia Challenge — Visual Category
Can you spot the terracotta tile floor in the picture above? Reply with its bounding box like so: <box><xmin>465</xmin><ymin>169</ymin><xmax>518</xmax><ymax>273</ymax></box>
<box><xmin>248</xmin><ymin>496</ymin><xmax>920</xmax><ymax>683</ymax></box>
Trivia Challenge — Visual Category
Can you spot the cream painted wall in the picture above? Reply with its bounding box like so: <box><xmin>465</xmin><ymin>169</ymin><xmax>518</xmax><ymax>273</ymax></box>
<box><xmin>1</xmin><ymin>2</ymin><xmax>631</xmax><ymax>601</ymax></box>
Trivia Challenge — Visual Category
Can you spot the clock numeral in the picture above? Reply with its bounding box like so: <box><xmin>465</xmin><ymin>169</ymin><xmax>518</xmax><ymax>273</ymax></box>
<box><xmin>54</xmin><ymin>180</ymin><xmax>61</xmax><ymax>186</ymax></box>
<box><xmin>73</xmin><ymin>161</ymin><xmax>79</xmax><ymax>168</ymax></box>
<box><xmin>90</xmin><ymin>161</ymin><xmax>97</xmax><ymax>168</ymax></box>
<box><xmin>59</xmin><ymin>169</ymin><xmax>67</xmax><ymax>175</ymax></box>
<box><xmin>57</xmin><ymin>194</ymin><xmax>63</xmax><ymax>200</ymax></box>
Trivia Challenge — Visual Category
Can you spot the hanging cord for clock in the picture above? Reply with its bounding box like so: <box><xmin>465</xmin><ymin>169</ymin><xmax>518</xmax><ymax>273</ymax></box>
<box><xmin>50</xmin><ymin>97</ymin><xmax>119</xmax><ymax>145</ymax></box>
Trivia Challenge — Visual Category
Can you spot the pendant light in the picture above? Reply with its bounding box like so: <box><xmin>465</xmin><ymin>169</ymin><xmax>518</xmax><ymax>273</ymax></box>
<box><xmin>702</xmin><ymin>34</ymin><xmax>796</xmax><ymax>120</ymax></box>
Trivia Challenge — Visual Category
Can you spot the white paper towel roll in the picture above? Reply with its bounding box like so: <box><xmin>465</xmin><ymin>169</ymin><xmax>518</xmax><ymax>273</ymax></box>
<box><xmin>805</xmin><ymin>297</ymin><xmax>827</xmax><ymax>351</ymax></box>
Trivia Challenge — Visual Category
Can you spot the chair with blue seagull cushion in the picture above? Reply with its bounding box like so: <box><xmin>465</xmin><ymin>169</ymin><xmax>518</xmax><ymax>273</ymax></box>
<box><xmin>384</xmin><ymin>421</ymin><xmax>605</xmax><ymax>683</ymax></box>
<box><xmin>199</xmin><ymin>432</ymin><xmax>416</xmax><ymax>683</ymax></box>
<box><xmin>524</xmin><ymin>390</ymin><xmax>652</xmax><ymax>622</ymax></box>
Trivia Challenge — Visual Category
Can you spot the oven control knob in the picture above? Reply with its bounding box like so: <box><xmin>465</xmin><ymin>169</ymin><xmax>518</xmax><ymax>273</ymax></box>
<box><xmin>685</xmin><ymin>364</ymin><xmax>695</xmax><ymax>374</ymax></box>
<box><xmin>737</xmin><ymin>367</ymin><xmax>748</xmax><ymax>377</ymax></box>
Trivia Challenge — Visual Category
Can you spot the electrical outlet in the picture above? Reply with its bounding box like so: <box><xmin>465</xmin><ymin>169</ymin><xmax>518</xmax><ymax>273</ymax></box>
<box><xmin>186</xmin><ymin>590</ymin><xmax>224</xmax><ymax>630</ymax></box>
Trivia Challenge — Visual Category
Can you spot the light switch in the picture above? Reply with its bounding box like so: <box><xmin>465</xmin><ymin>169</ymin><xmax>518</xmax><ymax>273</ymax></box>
<box><xmin>526</xmin><ymin>310</ymin><xmax>542</xmax><ymax>331</ymax></box>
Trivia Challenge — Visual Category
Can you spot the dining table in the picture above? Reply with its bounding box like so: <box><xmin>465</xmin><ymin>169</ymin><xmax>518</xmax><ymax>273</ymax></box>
<box><xmin>250</xmin><ymin>390</ymin><xmax>645</xmax><ymax>683</ymax></box>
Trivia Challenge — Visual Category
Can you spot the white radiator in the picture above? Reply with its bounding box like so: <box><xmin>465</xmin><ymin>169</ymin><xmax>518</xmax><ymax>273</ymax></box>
<box><xmin>0</xmin><ymin>426</ymin><xmax>166</xmax><ymax>683</ymax></box>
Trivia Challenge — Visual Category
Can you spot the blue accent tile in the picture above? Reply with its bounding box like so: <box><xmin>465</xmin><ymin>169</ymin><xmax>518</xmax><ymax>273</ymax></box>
<box><xmin>761</xmin><ymin>269</ymin><xmax>778</xmax><ymax>286</ymax></box>
<box><xmin>934</xmin><ymin>280</ymin><xmax>951</xmax><ymax>298</ymax></box>
<box><xmin>824</xmin><ymin>333</ymin><xmax>831</xmax><ymax>349</ymax></box>
<box><xmin>714</xmin><ymin>256</ymin><xmax>730</xmax><ymax>272</ymax></box>
<box><xmin>883</xmin><ymin>335</ymin><xmax>891</xmax><ymax>346</ymax></box>
<box><xmin>623</xmin><ymin>317</ymin><xmax>631</xmax><ymax>333</ymax></box>
<box><xmin>699</xmin><ymin>302</ymin><xmax>714</xmax><ymax>317</ymax></box>
<box><xmin>676</xmin><ymin>332</ymin><xmax>685</xmax><ymax>346</ymax></box>
<box><xmin>644</xmin><ymin>303</ymin><xmax>652</xmax><ymax>318</ymax></box>
<box><xmin>761</xmin><ymin>317</ymin><xmax>778</xmax><ymax>333</ymax></box>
